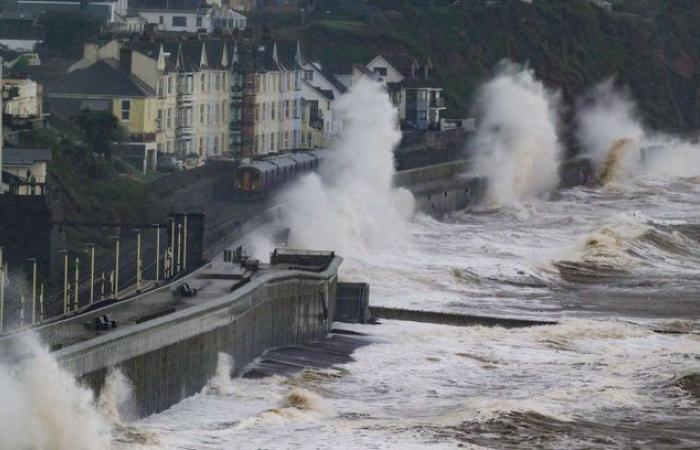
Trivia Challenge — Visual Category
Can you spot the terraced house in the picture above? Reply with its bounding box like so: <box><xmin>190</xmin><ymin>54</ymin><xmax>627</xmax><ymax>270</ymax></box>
<box><xmin>56</xmin><ymin>38</ymin><xmax>235</xmax><ymax>160</ymax></box>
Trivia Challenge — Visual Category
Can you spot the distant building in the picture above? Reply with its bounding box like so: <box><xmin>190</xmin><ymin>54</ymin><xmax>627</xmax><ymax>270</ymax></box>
<box><xmin>130</xmin><ymin>0</ymin><xmax>246</xmax><ymax>33</ymax></box>
<box><xmin>13</xmin><ymin>0</ymin><xmax>128</xmax><ymax>22</ymax></box>
<box><xmin>2</xmin><ymin>78</ymin><xmax>43</xmax><ymax>120</ymax></box>
<box><xmin>1</xmin><ymin>147</ymin><xmax>51</xmax><ymax>196</ymax></box>
<box><xmin>336</xmin><ymin>54</ymin><xmax>447</xmax><ymax>131</ymax></box>
<box><xmin>0</xmin><ymin>18</ymin><xmax>45</xmax><ymax>52</ymax></box>
<box><xmin>247</xmin><ymin>41</ymin><xmax>303</xmax><ymax>156</ymax></box>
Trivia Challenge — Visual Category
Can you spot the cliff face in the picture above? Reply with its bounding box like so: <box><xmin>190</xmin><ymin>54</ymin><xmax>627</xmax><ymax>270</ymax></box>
<box><xmin>287</xmin><ymin>0</ymin><xmax>700</xmax><ymax>131</ymax></box>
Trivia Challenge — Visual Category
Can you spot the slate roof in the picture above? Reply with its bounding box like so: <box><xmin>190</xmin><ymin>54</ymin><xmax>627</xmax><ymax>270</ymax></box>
<box><xmin>129</xmin><ymin>0</ymin><xmax>202</xmax><ymax>11</ymax></box>
<box><xmin>3</xmin><ymin>147</ymin><xmax>52</xmax><ymax>165</ymax></box>
<box><xmin>128</xmin><ymin>38</ymin><xmax>235</xmax><ymax>72</ymax></box>
<box><xmin>47</xmin><ymin>60</ymin><xmax>154</xmax><ymax>97</ymax></box>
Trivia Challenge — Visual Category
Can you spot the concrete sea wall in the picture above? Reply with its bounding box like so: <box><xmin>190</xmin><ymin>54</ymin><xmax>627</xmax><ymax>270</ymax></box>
<box><xmin>1</xmin><ymin>257</ymin><xmax>341</xmax><ymax>418</ymax></box>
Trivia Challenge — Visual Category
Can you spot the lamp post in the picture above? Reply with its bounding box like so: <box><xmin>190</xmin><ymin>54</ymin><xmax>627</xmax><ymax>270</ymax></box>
<box><xmin>135</xmin><ymin>229</ymin><xmax>142</xmax><ymax>293</ymax></box>
<box><xmin>153</xmin><ymin>224</ymin><xmax>161</xmax><ymax>285</ymax></box>
<box><xmin>26</xmin><ymin>258</ymin><xmax>37</xmax><ymax>324</ymax></box>
<box><xmin>60</xmin><ymin>250</ymin><xmax>69</xmax><ymax>314</ymax></box>
<box><xmin>0</xmin><ymin>247</ymin><xmax>4</xmax><ymax>334</ymax></box>
<box><xmin>86</xmin><ymin>243</ymin><xmax>95</xmax><ymax>304</ymax></box>
<box><xmin>113</xmin><ymin>235</ymin><xmax>120</xmax><ymax>299</ymax></box>
<box><xmin>73</xmin><ymin>257</ymin><xmax>80</xmax><ymax>310</ymax></box>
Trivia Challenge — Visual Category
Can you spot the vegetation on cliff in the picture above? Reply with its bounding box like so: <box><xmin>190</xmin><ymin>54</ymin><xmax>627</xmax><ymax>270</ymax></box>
<box><xmin>266</xmin><ymin>0</ymin><xmax>700</xmax><ymax>131</ymax></box>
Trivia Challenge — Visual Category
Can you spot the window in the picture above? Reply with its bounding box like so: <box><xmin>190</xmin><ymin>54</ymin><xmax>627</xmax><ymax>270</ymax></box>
<box><xmin>121</xmin><ymin>100</ymin><xmax>131</xmax><ymax>121</ymax></box>
<box><xmin>159</xmin><ymin>16</ymin><xmax>164</xmax><ymax>25</ymax></box>
<box><xmin>157</xmin><ymin>109</ymin><xmax>163</xmax><ymax>130</ymax></box>
<box><xmin>270</xmin><ymin>102</ymin><xmax>275</xmax><ymax>120</ymax></box>
<box><xmin>293</xmin><ymin>99</ymin><xmax>299</xmax><ymax>119</ymax></box>
<box><xmin>196</xmin><ymin>16</ymin><xmax>202</xmax><ymax>27</ymax></box>
<box><xmin>215</xmin><ymin>73</ymin><xmax>221</xmax><ymax>91</ymax></box>
<box><xmin>200</xmin><ymin>74</ymin><xmax>206</xmax><ymax>92</ymax></box>
<box><xmin>167</xmin><ymin>76</ymin><xmax>173</xmax><ymax>94</ymax></box>
<box><xmin>157</xmin><ymin>79</ymin><xmax>164</xmax><ymax>97</ymax></box>
<box><xmin>200</xmin><ymin>104</ymin><xmax>205</xmax><ymax>124</ymax></box>
<box><xmin>172</xmin><ymin>16</ymin><xmax>187</xmax><ymax>27</ymax></box>
<box><xmin>284</xmin><ymin>131</ymin><xmax>289</xmax><ymax>149</ymax></box>
<box><xmin>374</xmin><ymin>67</ymin><xmax>388</xmax><ymax>76</ymax></box>
<box><xmin>269</xmin><ymin>133</ymin><xmax>274</xmax><ymax>152</ymax></box>
<box><xmin>284</xmin><ymin>100</ymin><xmax>290</xmax><ymax>119</ymax></box>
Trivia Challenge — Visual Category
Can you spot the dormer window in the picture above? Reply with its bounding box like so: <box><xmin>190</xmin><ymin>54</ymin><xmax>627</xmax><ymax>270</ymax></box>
<box><xmin>374</xmin><ymin>67</ymin><xmax>387</xmax><ymax>76</ymax></box>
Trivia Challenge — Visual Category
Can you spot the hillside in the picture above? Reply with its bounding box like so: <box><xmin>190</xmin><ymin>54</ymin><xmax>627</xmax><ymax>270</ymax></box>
<box><xmin>262</xmin><ymin>0</ymin><xmax>700</xmax><ymax>132</ymax></box>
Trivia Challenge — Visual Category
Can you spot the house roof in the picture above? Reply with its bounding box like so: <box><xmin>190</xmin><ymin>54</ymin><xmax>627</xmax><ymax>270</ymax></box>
<box><xmin>308</xmin><ymin>62</ymin><xmax>347</xmax><ymax>94</ymax></box>
<box><xmin>3</xmin><ymin>147</ymin><xmax>52</xmax><ymax>165</ymax></box>
<box><xmin>47</xmin><ymin>60</ymin><xmax>154</xmax><ymax>97</ymax></box>
<box><xmin>128</xmin><ymin>38</ymin><xmax>236</xmax><ymax>72</ymax></box>
<box><xmin>129</xmin><ymin>0</ymin><xmax>203</xmax><ymax>11</ymax></box>
<box><xmin>391</xmin><ymin>77</ymin><xmax>442</xmax><ymax>90</ymax></box>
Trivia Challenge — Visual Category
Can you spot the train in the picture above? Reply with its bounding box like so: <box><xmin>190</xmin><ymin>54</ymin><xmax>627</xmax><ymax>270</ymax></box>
<box><xmin>234</xmin><ymin>150</ymin><xmax>327</xmax><ymax>193</ymax></box>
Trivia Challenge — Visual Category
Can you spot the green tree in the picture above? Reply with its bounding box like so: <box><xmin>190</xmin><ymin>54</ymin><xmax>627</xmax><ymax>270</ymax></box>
<box><xmin>73</xmin><ymin>110</ymin><xmax>124</xmax><ymax>161</ymax></box>
<box><xmin>38</xmin><ymin>11</ymin><xmax>100</xmax><ymax>58</ymax></box>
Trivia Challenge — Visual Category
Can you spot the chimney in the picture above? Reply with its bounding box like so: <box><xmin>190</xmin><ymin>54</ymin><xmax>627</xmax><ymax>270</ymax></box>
<box><xmin>424</xmin><ymin>58</ymin><xmax>433</xmax><ymax>80</ymax></box>
<box><xmin>119</xmin><ymin>47</ymin><xmax>133</xmax><ymax>74</ymax></box>
<box><xmin>83</xmin><ymin>43</ymin><xmax>98</xmax><ymax>66</ymax></box>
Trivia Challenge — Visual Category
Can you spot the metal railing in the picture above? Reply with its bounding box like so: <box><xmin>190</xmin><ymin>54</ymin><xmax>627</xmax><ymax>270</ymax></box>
<box><xmin>0</xmin><ymin>217</ymin><xmax>195</xmax><ymax>336</ymax></box>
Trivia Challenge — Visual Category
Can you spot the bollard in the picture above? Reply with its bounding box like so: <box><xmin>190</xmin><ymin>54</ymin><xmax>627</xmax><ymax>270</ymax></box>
<box><xmin>73</xmin><ymin>257</ymin><xmax>80</xmax><ymax>310</ymax></box>
<box><xmin>87</xmin><ymin>244</ymin><xmax>95</xmax><ymax>304</ymax></box>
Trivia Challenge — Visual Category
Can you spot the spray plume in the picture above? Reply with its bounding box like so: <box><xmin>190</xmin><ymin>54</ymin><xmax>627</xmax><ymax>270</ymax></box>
<box><xmin>271</xmin><ymin>79</ymin><xmax>414</xmax><ymax>258</ymax></box>
<box><xmin>577</xmin><ymin>80</ymin><xmax>700</xmax><ymax>182</ymax></box>
<box><xmin>472</xmin><ymin>61</ymin><xmax>563</xmax><ymax>207</ymax></box>
<box><xmin>0</xmin><ymin>335</ymin><xmax>112</xmax><ymax>450</ymax></box>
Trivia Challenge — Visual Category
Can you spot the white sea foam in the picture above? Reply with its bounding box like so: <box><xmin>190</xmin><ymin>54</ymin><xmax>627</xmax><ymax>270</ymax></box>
<box><xmin>0</xmin><ymin>335</ymin><xmax>112</xmax><ymax>450</ymax></box>
<box><xmin>250</xmin><ymin>78</ymin><xmax>414</xmax><ymax>260</ymax></box>
<box><xmin>472</xmin><ymin>61</ymin><xmax>563</xmax><ymax>207</ymax></box>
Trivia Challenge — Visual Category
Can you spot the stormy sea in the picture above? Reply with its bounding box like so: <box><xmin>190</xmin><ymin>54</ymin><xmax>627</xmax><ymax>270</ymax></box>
<box><xmin>106</xmin><ymin>68</ymin><xmax>700</xmax><ymax>449</ymax></box>
<box><xmin>2</xmin><ymin>69</ymin><xmax>698</xmax><ymax>450</ymax></box>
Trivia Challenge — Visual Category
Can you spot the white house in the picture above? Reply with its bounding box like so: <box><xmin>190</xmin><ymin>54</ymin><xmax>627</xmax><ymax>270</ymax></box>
<box><xmin>131</xmin><ymin>0</ymin><xmax>246</xmax><ymax>33</ymax></box>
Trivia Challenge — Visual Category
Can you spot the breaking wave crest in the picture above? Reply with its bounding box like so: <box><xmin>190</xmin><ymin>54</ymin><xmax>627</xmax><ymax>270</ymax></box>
<box><xmin>553</xmin><ymin>214</ymin><xmax>700</xmax><ymax>283</ymax></box>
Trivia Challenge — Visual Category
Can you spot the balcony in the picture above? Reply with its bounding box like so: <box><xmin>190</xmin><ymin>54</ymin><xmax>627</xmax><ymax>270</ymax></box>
<box><xmin>429</xmin><ymin>97</ymin><xmax>446</xmax><ymax>108</ymax></box>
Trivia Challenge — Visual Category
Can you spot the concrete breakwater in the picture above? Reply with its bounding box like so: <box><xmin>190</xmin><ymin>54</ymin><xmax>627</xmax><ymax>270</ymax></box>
<box><xmin>0</xmin><ymin>249</ymin><xmax>341</xmax><ymax>418</ymax></box>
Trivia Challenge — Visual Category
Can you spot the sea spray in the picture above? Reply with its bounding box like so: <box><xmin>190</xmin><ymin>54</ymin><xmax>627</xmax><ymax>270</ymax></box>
<box><xmin>576</xmin><ymin>80</ymin><xmax>645</xmax><ymax>169</ymax></box>
<box><xmin>0</xmin><ymin>335</ymin><xmax>112</xmax><ymax>450</ymax></box>
<box><xmin>472</xmin><ymin>61</ymin><xmax>563</xmax><ymax>207</ymax></box>
<box><xmin>577</xmin><ymin>80</ymin><xmax>700</xmax><ymax>181</ymax></box>
<box><xmin>266</xmin><ymin>79</ymin><xmax>414</xmax><ymax>258</ymax></box>
<box><xmin>98</xmin><ymin>368</ymin><xmax>134</xmax><ymax>424</ymax></box>
<box><xmin>206</xmin><ymin>352</ymin><xmax>236</xmax><ymax>396</ymax></box>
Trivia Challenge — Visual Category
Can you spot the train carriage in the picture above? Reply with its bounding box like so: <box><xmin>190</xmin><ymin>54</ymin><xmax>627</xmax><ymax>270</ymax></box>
<box><xmin>234</xmin><ymin>150</ymin><xmax>325</xmax><ymax>193</ymax></box>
